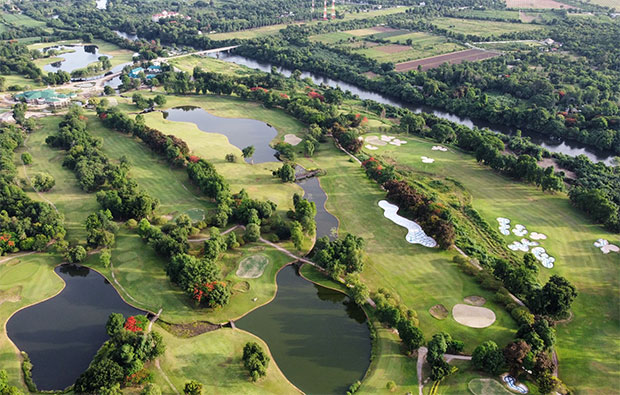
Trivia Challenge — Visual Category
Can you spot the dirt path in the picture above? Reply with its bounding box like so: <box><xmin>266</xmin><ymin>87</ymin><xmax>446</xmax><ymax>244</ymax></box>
<box><xmin>417</xmin><ymin>346</ymin><xmax>428</xmax><ymax>395</ymax></box>
<box><xmin>444</xmin><ymin>354</ymin><xmax>472</xmax><ymax>362</ymax></box>
<box><xmin>188</xmin><ymin>225</ymin><xmax>241</xmax><ymax>242</ymax></box>
<box><xmin>0</xmin><ymin>251</ymin><xmax>38</xmax><ymax>264</ymax></box>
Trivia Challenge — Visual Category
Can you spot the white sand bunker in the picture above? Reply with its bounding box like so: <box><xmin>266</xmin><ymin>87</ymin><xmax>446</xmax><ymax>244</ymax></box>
<box><xmin>365</xmin><ymin>144</ymin><xmax>378</xmax><ymax>150</ymax></box>
<box><xmin>389</xmin><ymin>138</ymin><xmax>407</xmax><ymax>146</ymax></box>
<box><xmin>512</xmin><ymin>224</ymin><xmax>528</xmax><ymax>237</ymax></box>
<box><xmin>381</xmin><ymin>135</ymin><xmax>394</xmax><ymax>142</ymax></box>
<box><xmin>452</xmin><ymin>304</ymin><xmax>496</xmax><ymax>328</ymax></box>
<box><xmin>283</xmin><ymin>134</ymin><xmax>302</xmax><ymax>146</ymax></box>
<box><xmin>365</xmin><ymin>135</ymin><xmax>387</xmax><ymax>146</ymax></box>
<box><xmin>508</xmin><ymin>238</ymin><xmax>538</xmax><ymax>252</ymax></box>
<box><xmin>529</xmin><ymin>232</ymin><xmax>547</xmax><ymax>240</ymax></box>
<box><xmin>532</xmin><ymin>247</ymin><xmax>555</xmax><ymax>268</ymax></box>
<box><xmin>236</xmin><ymin>254</ymin><xmax>270</xmax><ymax>278</ymax></box>
<box><xmin>432</xmin><ymin>146</ymin><xmax>448</xmax><ymax>152</ymax></box>
<box><xmin>594</xmin><ymin>239</ymin><xmax>620</xmax><ymax>254</ymax></box>
<box><xmin>497</xmin><ymin>217</ymin><xmax>511</xmax><ymax>236</ymax></box>
<box><xmin>421</xmin><ymin>156</ymin><xmax>435</xmax><ymax>163</ymax></box>
<box><xmin>378</xmin><ymin>200</ymin><xmax>437</xmax><ymax>248</ymax></box>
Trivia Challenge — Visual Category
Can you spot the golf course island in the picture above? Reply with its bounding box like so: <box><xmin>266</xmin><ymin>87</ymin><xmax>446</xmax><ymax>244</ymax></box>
<box><xmin>0</xmin><ymin>1</ymin><xmax>619</xmax><ymax>394</ymax></box>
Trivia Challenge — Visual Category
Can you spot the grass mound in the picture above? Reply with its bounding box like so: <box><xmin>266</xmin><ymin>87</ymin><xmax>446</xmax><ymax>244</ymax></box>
<box><xmin>429</xmin><ymin>304</ymin><xmax>449</xmax><ymax>320</ymax></box>
<box><xmin>464</xmin><ymin>296</ymin><xmax>486</xmax><ymax>306</ymax></box>
<box><xmin>468</xmin><ymin>378</ymin><xmax>513</xmax><ymax>394</ymax></box>
<box><xmin>232</xmin><ymin>281</ymin><xmax>251</xmax><ymax>293</ymax></box>
<box><xmin>236</xmin><ymin>254</ymin><xmax>270</xmax><ymax>279</ymax></box>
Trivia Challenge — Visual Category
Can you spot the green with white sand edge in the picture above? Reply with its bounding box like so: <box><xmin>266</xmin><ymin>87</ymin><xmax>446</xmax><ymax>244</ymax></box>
<box><xmin>356</xmin><ymin>131</ymin><xmax>620</xmax><ymax>393</ymax></box>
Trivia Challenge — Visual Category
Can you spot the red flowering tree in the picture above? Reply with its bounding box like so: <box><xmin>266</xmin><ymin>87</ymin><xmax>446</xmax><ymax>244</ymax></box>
<box><xmin>188</xmin><ymin>155</ymin><xmax>200</xmax><ymax>163</ymax></box>
<box><xmin>124</xmin><ymin>315</ymin><xmax>148</xmax><ymax>332</ymax></box>
<box><xmin>308</xmin><ymin>91</ymin><xmax>325</xmax><ymax>102</ymax></box>
<box><xmin>193</xmin><ymin>281</ymin><xmax>230</xmax><ymax>308</ymax></box>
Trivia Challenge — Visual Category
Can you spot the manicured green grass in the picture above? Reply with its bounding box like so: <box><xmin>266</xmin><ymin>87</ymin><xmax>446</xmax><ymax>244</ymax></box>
<box><xmin>430</xmin><ymin>17</ymin><xmax>542</xmax><ymax>37</ymax></box>
<box><xmin>16</xmin><ymin>116</ymin><xmax>99</xmax><ymax>244</ymax></box>
<box><xmin>587</xmin><ymin>0</ymin><xmax>619</xmax><ymax>10</ymax></box>
<box><xmin>0</xmin><ymin>253</ymin><xmax>65</xmax><ymax>392</ymax></box>
<box><xmin>1</xmin><ymin>12</ymin><xmax>46</xmax><ymax>28</ymax></box>
<box><xmin>154</xmin><ymin>326</ymin><xmax>300</xmax><ymax>394</ymax></box>
<box><xmin>85</xmin><ymin>114</ymin><xmax>216</xmax><ymax>219</ymax></box>
<box><xmin>297</xmin><ymin>142</ymin><xmax>517</xmax><ymax>355</ymax></box>
<box><xmin>138</xmin><ymin>93</ymin><xmax>305</xmax><ymax>212</ymax></box>
<box><xmin>0</xmin><ymin>73</ymin><xmax>40</xmax><ymax>89</ymax></box>
<box><xmin>360</xmin><ymin>132</ymin><xmax>620</xmax><ymax>394</ymax></box>
<box><xmin>466</xmin><ymin>376</ymin><xmax>514</xmax><ymax>395</ymax></box>
<box><xmin>169</xmin><ymin>55</ymin><xmax>251</xmax><ymax>76</ymax></box>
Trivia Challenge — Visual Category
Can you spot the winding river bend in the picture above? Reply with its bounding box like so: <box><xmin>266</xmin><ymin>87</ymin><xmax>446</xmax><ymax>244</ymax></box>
<box><xmin>237</xmin><ymin>265</ymin><xmax>371</xmax><ymax>394</ymax></box>
<box><xmin>6</xmin><ymin>264</ymin><xmax>144</xmax><ymax>391</ymax></box>
<box><xmin>211</xmin><ymin>53</ymin><xmax>615</xmax><ymax>165</ymax></box>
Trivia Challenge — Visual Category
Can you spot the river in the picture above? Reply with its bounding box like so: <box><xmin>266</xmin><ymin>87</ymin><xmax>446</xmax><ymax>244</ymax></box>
<box><xmin>210</xmin><ymin>53</ymin><xmax>615</xmax><ymax>165</ymax></box>
<box><xmin>236</xmin><ymin>265</ymin><xmax>371</xmax><ymax>394</ymax></box>
<box><xmin>6</xmin><ymin>264</ymin><xmax>144</xmax><ymax>391</ymax></box>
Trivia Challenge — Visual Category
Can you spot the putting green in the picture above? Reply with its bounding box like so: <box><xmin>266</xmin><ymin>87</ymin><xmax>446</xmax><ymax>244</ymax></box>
<box><xmin>468</xmin><ymin>378</ymin><xmax>513</xmax><ymax>395</ymax></box>
<box><xmin>185</xmin><ymin>208</ymin><xmax>206</xmax><ymax>222</ymax></box>
<box><xmin>236</xmin><ymin>254</ymin><xmax>270</xmax><ymax>279</ymax></box>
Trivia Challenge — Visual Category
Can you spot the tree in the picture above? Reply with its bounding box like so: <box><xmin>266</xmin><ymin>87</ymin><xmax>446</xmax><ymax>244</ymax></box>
<box><xmin>245</xmin><ymin>223</ymin><xmax>260</xmax><ymax>242</ymax></box>
<box><xmin>103</xmin><ymin>85</ymin><xmax>115</xmax><ymax>95</ymax></box>
<box><xmin>100</xmin><ymin>249</ymin><xmax>112</xmax><ymax>268</ymax></box>
<box><xmin>141</xmin><ymin>383</ymin><xmax>162</xmax><ymax>395</ymax></box>
<box><xmin>32</xmin><ymin>173</ymin><xmax>55</xmax><ymax>192</ymax></box>
<box><xmin>274</xmin><ymin>163</ymin><xmax>295</xmax><ymax>182</ymax></box>
<box><xmin>397</xmin><ymin>320</ymin><xmax>424</xmax><ymax>353</ymax></box>
<box><xmin>21</xmin><ymin>152</ymin><xmax>32</xmax><ymax>165</ymax></box>
<box><xmin>503</xmin><ymin>340</ymin><xmax>531</xmax><ymax>376</ymax></box>
<box><xmin>66</xmin><ymin>246</ymin><xmax>87</xmax><ymax>263</ymax></box>
<box><xmin>243</xmin><ymin>342</ymin><xmax>270</xmax><ymax>381</ymax></box>
<box><xmin>290</xmin><ymin>221</ymin><xmax>303</xmax><ymax>250</ymax></box>
<box><xmin>153</xmin><ymin>94</ymin><xmax>167</xmax><ymax>107</ymax></box>
<box><xmin>472</xmin><ymin>341</ymin><xmax>504</xmax><ymax>375</ymax></box>
<box><xmin>242</xmin><ymin>145</ymin><xmax>255</xmax><ymax>159</ymax></box>
<box><xmin>106</xmin><ymin>313</ymin><xmax>125</xmax><ymax>336</ymax></box>
<box><xmin>537</xmin><ymin>373</ymin><xmax>560</xmax><ymax>394</ymax></box>
<box><xmin>183</xmin><ymin>381</ymin><xmax>203</xmax><ymax>395</ymax></box>
<box><xmin>304</xmin><ymin>139</ymin><xmax>315</xmax><ymax>157</ymax></box>
<box><xmin>0</xmin><ymin>369</ymin><xmax>23</xmax><ymax>395</ymax></box>
<box><xmin>528</xmin><ymin>275</ymin><xmax>577</xmax><ymax>318</ymax></box>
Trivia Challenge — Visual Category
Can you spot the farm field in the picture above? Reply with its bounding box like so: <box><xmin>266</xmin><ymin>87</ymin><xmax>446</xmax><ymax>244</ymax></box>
<box><xmin>505</xmin><ymin>0</ymin><xmax>577</xmax><ymax>9</ymax></box>
<box><xmin>358</xmin><ymin>133</ymin><xmax>620</xmax><ymax>393</ymax></box>
<box><xmin>586</xmin><ymin>0</ymin><xmax>620</xmax><ymax>10</ymax></box>
<box><xmin>356</xmin><ymin>32</ymin><xmax>465</xmax><ymax>63</ymax></box>
<box><xmin>297</xmin><ymin>142</ymin><xmax>518</xmax><ymax>355</ymax></box>
<box><xmin>395</xmin><ymin>49</ymin><xmax>500</xmax><ymax>72</ymax></box>
<box><xmin>430</xmin><ymin>17</ymin><xmax>542</xmax><ymax>36</ymax></box>
<box><xmin>0</xmin><ymin>12</ymin><xmax>46</xmax><ymax>28</ymax></box>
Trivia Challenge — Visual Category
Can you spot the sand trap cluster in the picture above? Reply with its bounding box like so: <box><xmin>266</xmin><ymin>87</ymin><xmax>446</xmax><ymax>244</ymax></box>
<box><xmin>532</xmin><ymin>247</ymin><xmax>555</xmax><ymax>268</ymax></box>
<box><xmin>364</xmin><ymin>135</ymin><xmax>387</xmax><ymax>146</ymax></box>
<box><xmin>594</xmin><ymin>239</ymin><xmax>620</xmax><ymax>254</ymax></box>
<box><xmin>429</xmin><ymin>304</ymin><xmax>449</xmax><ymax>320</ymax></box>
<box><xmin>365</xmin><ymin>144</ymin><xmax>378</xmax><ymax>150</ymax></box>
<box><xmin>508</xmin><ymin>238</ymin><xmax>539</xmax><ymax>252</ymax></box>
<box><xmin>378</xmin><ymin>200</ymin><xmax>437</xmax><ymax>247</ymax></box>
<box><xmin>432</xmin><ymin>146</ymin><xmax>448</xmax><ymax>152</ymax></box>
<box><xmin>498</xmin><ymin>217</ymin><xmax>554</xmax><ymax>268</ymax></box>
<box><xmin>236</xmin><ymin>254</ymin><xmax>270</xmax><ymax>278</ymax></box>
<box><xmin>421</xmin><ymin>156</ymin><xmax>435</xmax><ymax>163</ymax></box>
<box><xmin>464</xmin><ymin>295</ymin><xmax>487</xmax><ymax>306</ymax></box>
<box><xmin>512</xmin><ymin>224</ymin><xmax>528</xmax><ymax>237</ymax></box>
<box><xmin>529</xmin><ymin>232</ymin><xmax>547</xmax><ymax>240</ymax></box>
<box><xmin>497</xmin><ymin>217</ymin><xmax>511</xmax><ymax>235</ymax></box>
<box><xmin>452</xmin><ymin>304</ymin><xmax>496</xmax><ymax>328</ymax></box>
<box><xmin>283</xmin><ymin>134</ymin><xmax>302</xmax><ymax>146</ymax></box>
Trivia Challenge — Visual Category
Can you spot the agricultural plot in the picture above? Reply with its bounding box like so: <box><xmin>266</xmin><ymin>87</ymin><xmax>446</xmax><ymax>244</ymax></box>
<box><xmin>1</xmin><ymin>12</ymin><xmax>46</xmax><ymax>28</ymax></box>
<box><xmin>586</xmin><ymin>0</ymin><xmax>619</xmax><ymax>10</ymax></box>
<box><xmin>356</xmin><ymin>31</ymin><xmax>465</xmax><ymax>63</ymax></box>
<box><xmin>430</xmin><ymin>17</ymin><xmax>542</xmax><ymax>37</ymax></box>
<box><xmin>309</xmin><ymin>31</ymin><xmax>355</xmax><ymax>44</ymax></box>
<box><xmin>345</xmin><ymin>26</ymin><xmax>402</xmax><ymax>37</ymax></box>
<box><xmin>505</xmin><ymin>0</ymin><xmax>577</xmax><ymax>8</ymax></box>
<box><xmin>395</xmin><ymin>49</ymin><xmax>500</xmax><ymax>72</ymax></box>
<box><xmin>356</xmin><ymin>133</ymin><xmax>619</xmax><ymax>393</ymax></box>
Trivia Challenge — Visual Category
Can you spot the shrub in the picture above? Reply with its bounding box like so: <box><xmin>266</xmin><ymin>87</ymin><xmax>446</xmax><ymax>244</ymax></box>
<box><xmin>242</xmin><ymin>342</ymin><xmax>270</xmax><ymax>381</ymax></box>
<box><xmin>66</xmin><ymin>245</ymin><xmax>87</xmax><ymax>263</ymax></box>
<box><xmin>183</xmin><ymin>380</ymin><xmax>203</xmax><ymax>395</ymax></box>
<box><xmin>21</xmin><ymin>152</ymin><xmax>32</xmax><ymax>164</ymax></box>
<box><xmin>32</xmin><ymin>172</ymin><xmax>55</xmax><ymax>191</ymax></box>
<box><xmin>225</xmin><ymin>153</ymin><xmax>237</xmax><ymax>162</ymax></box>
<box><xmin>21</xmin><ymin>351</ymin><xmax>37</xmax><ymax>392</ymax></box>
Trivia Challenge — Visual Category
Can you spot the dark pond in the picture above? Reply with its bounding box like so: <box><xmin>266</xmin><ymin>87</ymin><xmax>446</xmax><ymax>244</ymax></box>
<box><xmin>212</xmin><ymin>53</ymin><xmax>615</xmax><ymax>165</ymax></box>
<box><xmin>296</xmin><ymin>166</ymin><xmax>338</xmax><ymax>240</ymax></box>
<box><xmin>163</xmin><ymin>106</ymin><xmax>279</xmax><ymax>163</ymax></box>
<box><xmin>236</xmin><ymin>265</ymin><xmax>371</xmax><ymax>394</ymax></box>
<box><xmin>6</xmin><ymin>264</ymin><xmax>144</xmax><ymax>391</ymax></box>
<box><xmin>43</xmin><ymin>45</ymin><xmax>110</xmax><ymax>73</ymax></box>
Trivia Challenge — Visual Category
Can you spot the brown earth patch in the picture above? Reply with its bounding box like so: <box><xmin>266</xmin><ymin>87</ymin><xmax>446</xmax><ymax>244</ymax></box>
<box><xmin>0</xmin><ymin>286</ymin><xmax>22</xmax><ymax>306</ymax></box>
<box><xmin>395</xmin><ymin>49</ymin><xmax>500</xmax><ymax>72</ymax></box>
<box><xmin>232</xmin><ymin>281</ymin><xmax>251</xmax><ymax>293</ymax></box>
<box><xmin>537</xmin><ymin>158</ymin><xmax>577</xmax><ymax>179</ymax></box>
<box><xmin>506</xmin><ymin>0</ymin><xmax>576</xmax><ymax>8</ymax></box>
<box><xmin>376</xmin><ymin>44</ymin><xmax>411</xmax><ymax>54</ymax></box>
<box><xmin>464</xmin><ymin>295</ymin><xmax>486</xmax><ymax>306</ymax></box>
<box><xmin>164</xmin><ymin>320</ymin><xmax>221</xmax><ymax>338</ymax></box>
<box><xmin>429</xmin><ymin>304</ymin><xmax>449</xmax><ymax>320</ymax></box>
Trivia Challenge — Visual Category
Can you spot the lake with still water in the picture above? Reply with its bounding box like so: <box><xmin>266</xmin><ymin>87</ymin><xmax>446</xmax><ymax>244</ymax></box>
<box><xmin>43</xmin><ymin>45</ymin><xmax>110</xmax><ymax>74</ymax></box>
<box><xmin>6</xmin><ymin>264</ymin><xmax>144</xmax><ymax>391</ymax></box>
<box><xmin>236</xmin><ymin>265</ymin><xmax>371</xmax><ymax>394</ymax></box>
<box><xmin>164</xmin><ymin>106</ymin><xmax>279</xmax><ymax>163</ymax></box>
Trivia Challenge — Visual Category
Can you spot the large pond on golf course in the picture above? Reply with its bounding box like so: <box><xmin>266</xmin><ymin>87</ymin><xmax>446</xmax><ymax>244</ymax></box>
<box><xmin>163</xmin><ymin>106</ymin><xmax>279</xmax><ymax>163</ymax></box>
<box><xmin>236</xmin><ymin>265</ymin><xmax>371</xmax><ymax>394</ymax></box>
<box><xmin>211</xmin><ymin>53</ymin><xmax>616</xmax><ymax>165</ymax></box>
<box><xmin>42</xmin><ymin>45</ymin><xmax>111</xmax><ymax>74</ymax></box>
<box><xmin>6</xmin><ymin>264</ymin><xmax>144</xmax><ymax>391</ymax></box>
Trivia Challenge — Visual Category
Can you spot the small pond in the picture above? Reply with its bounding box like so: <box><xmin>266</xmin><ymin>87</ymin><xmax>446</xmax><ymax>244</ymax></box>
<box><xmin>43</xmin><ymin>45</ymin><xmax>110</xmax><ymax>74</ymax></box>
<box><xmin>236</xmin><ymin>265</ymin><xmax>371</xmax><ymax>394</ymax></box>
<box><xmin>163</xmin><ymin>106</ymin><xmax>279</xmax><ymax>163</ymax></box>
<box><xmin>6</xmin><ymin>264</ymin><xmax>144</xmax><ymax>391</ymax></box>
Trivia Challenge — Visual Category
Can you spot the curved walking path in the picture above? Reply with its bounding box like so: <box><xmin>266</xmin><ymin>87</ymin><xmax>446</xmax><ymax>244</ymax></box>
<box><xmin>0</xmin><ymin>251</ymin><xmax>38</xmax><ymax>265</ymax></box>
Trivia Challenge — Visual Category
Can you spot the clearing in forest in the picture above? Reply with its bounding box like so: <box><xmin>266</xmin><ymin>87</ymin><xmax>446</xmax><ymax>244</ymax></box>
<box><xmin>395</xmin><ymin>49</ymin><xmax>500</xmax><ymax>72</ymax></box>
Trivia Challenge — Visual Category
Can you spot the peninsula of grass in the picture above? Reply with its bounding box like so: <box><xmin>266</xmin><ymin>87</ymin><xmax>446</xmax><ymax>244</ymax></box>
<box><xmin>154</xmin><ymin>326</ymin><xmax>300</xmax><ymax>394</ymax></box>
<box><xmin>0</xmin><ymin>253</ymin><xmax>65</xmax><ymax>392</ymax></box>
<box><xmin>359</xmin><ymin>132</ymin><xmax>619</xmax><ymax>393</ymax></box>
